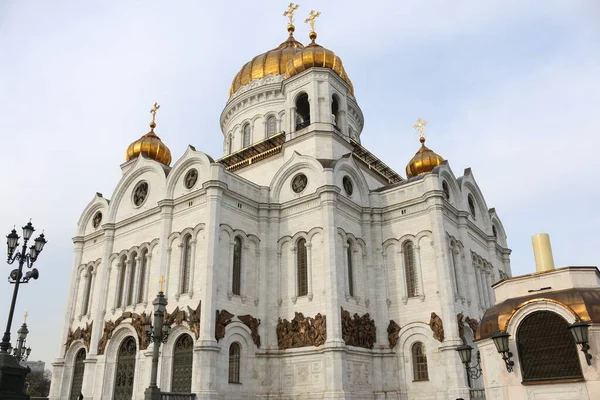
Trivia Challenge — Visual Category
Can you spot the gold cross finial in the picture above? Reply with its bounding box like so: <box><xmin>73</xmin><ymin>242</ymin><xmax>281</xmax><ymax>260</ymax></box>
<box><xmin>305</xmin><ymin>10</ymin><xmax>321</xmax><ymax>33</ymax></box>
<box><xmin>24</xmin><ymin>312</ymin><xmax>28</xmax><ymax>324</ymax></box>
<box><xmin>413</xmin><ymin>118</ymin><xmax>428</xmax><ymax>138</ymax></box>
<box><xmin>150</xmin><ymin>102</ymin><xmax>160</xmax><ymax>125</ymax></box>
<box><xmin>283</xmin><ymin>3</ymin><xmax>300</xmax><ymax>25</ymax></box>
<box><xmin>159</xmin><ymin>276</ymin><xmax>165</xmax><ymax>292</ymax></box>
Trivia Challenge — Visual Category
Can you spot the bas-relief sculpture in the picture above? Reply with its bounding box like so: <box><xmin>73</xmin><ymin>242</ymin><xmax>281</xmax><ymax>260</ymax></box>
<box><xmin>96</xmin><ymin>312</ymin><xmax>150</xmax><ymax>354</ymax></box>
<box><xmin>64</xmin><ymin>322</ymin><xmax>93</xmax><ymax>354</ymax></box>
<box><xmin>429</xmin><ymin>312</ymin><xmax>444</xmax><ymax>342</ymax></box>
<box><xmin>465</xmin><ymin>315</ymin><xmax>479</xmax><ymax>333</ymax></box>
<box><xmin>387</xmin><ymin>320</ymin><xmax>401</xmax><ymax>349</ymax></box>
<box><xmin>276</xmin><ymin>312</ymin><xmax>326</xmax><ymax>349</ymax></box>
<box><xmin>238</xmin><ymin>314</ymin><xmax>261</xmax><ymax>348</ymax></box>
<box><xmin>457</xmin><ymin>312</ymin><xmax>465</xmax><ymax>344</ymax></box>
<box><xmin>215</xmin><ymin>309</ymin><xmax>234</xmax><ymax>341</ymax></box>
<box><xmin>341</xmin><ymin>308</ymin><xmax>376</xmax><ymax>349</ymax></box>
<box><xmin>186</xmin><ymin>301</ymin><xmax>201</xmax><ymax>339</ymax></box>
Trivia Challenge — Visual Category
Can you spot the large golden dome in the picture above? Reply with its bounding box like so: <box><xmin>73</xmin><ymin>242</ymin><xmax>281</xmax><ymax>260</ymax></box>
<box><xmin>126</xmin><ymin>121</ymin><xmax>172</xmax><ymax>166</ymax></box>
<box><xmin>405</xmin><ymin>137</ymin><xmax>445</xmax><ymax>178</ymax></box>
<box><xmin>284</xmin><ymin>32</ymin><xmax>354</xmax><ymax>95</ymax></box>
<box><xmin>229</xmin><ymin>26</ymin><xmax>304</xmax><ymax>97</ymax></box>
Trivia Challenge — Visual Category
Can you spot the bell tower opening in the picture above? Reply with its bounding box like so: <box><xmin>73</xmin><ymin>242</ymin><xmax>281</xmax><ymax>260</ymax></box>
<box><xmin>295</xmin><ymin>93</ymin><xmax>310</xmax><ymax>130</ymax></box>
<box><xmin>331</xmin><ymin>94</ymin><xmax>341</xmax><ymax>131</ymax></box>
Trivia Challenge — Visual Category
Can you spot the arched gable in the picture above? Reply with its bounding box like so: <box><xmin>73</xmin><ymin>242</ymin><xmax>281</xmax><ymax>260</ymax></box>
<box><xmin>333</xmin><ymin>155</ymin><xmax>370</xmax><ymax>206</ymax></box>
<box><xmin>269</xmin><ymin>152</ymin><xmax>324</xmax><ymax>203</ymax></box>
<box><xmin>166</xmin><ymin>146</ymin><xmax>213</xmax><ymax>197</ymax></box>
<box><xmin>77</xmin><ymin>193</ymin><xmax>110</xmax><ymax>237</ymax></box>
<box><xmin>107</xmin><ymin>156</ymin><xmax>167</xmax><ymax>223</ymax></box>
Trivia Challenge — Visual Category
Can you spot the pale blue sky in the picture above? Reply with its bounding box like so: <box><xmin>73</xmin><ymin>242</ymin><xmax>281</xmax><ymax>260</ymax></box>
<box><xmin>0</xmin><ymin>1</ymin><xmax>598</xmax><ymax>366</ymax></box>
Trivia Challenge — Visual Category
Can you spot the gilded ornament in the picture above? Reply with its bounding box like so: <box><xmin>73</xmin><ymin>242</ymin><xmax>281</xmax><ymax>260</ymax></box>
<box><xmin>405</xmin><ymin>119</ymin><xmax>444</xmax><ymax>178</ymax></box>
<box><xmin>125</xmin><ymin>103</ymin><xmax>172</xmax><ymax>166</ymax></box>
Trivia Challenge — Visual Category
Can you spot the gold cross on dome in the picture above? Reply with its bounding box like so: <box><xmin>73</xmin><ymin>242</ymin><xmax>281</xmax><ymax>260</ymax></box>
<box><xmin>413</xmin><ymin>118</ymin><xmax>428</xmax><ymax>138</ymax></box>
<box><xmin>305</xmin><ymin>10</ymin><xmax>321</xmax><ymax>32</ymax></box>
<box><xmin>150</xmin><ymin>102</ymin><xmax>160</xmax><ymax>124</ymax></box>
<box><xmin>159</xmin><ymin>276</ymin><xmax>166</xmax><ymax>292</ymax></box>
<box><xmin>283</xmin><ymin>3</ymin><xmax>300</xmax><ymax>25</ymax></box>
<box><xmin>24</xmin><ymin>312</ymin><xmax>28</xmax><ymax>324</ymax></box>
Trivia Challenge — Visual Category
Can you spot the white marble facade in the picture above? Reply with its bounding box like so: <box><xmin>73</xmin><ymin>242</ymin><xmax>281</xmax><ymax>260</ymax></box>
<box><xmin>49</xmin><ymin>61</ymin><xmax>511</xmax><ymax>400</ymax></box>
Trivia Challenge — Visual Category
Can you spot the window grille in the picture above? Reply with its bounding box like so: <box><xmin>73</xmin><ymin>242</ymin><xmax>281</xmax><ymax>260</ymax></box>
<box><xmin>517</xmin><ymin>311</ymin><xmax>583</xmax><ymax>382</ymax></box>
<box><xmin>297</xmin><ymin>239</ymin><xmax>308</xmax><ymax>297</ymax></box>
<box><xmin>127</xmin><ymin>253</ymin><xmax>137</xmax><ymax>306</ymax></box>
<box><xmin>267</xmin><ymin>116</ymin><xmax>277</xmax><ymax>137</ymax></box>
<box><xmin>228</xmin><ymin>343</ymin><xmax>241</xmax><ymax>383</ymax></box>
<box><xmin>113</xmin><ymin>337</ymin><xmax>137</xmax><ymax>400</ymax></box>
<box><xmin>412</xmin><ymin>342</ymin><xmax>429</xmax><ymax>381</ymax></box>
<box><xmin>403</xmin><ymin>241</ymin><xmax>418</xmax><ymax>297</ymax></box>
<box><xmin>181</xmin><ymin>235</ymin><xmax>192</xmax><ymax>294</ymax></box>
<box><xmin>347</xmin><ymin>240</ymin><xmax>354</xmax><ymax>297</ymax></box>
<box><xmin>232</xmin><ymin>237</ymin><xmax>242</xmax><ymax>295</ymax></box>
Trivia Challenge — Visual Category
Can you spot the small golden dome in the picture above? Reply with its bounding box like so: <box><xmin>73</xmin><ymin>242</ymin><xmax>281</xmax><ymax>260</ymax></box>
<box><xmin>405</xmin><ymin>137</ymin><xmax>445</xmax><ymax>178</ymax></box>
<box><xmin>229</xmin><ymin>25</ymin><xmax>304</xmax><ymax>97</ymax></box>
<box><xmin>125</xmin><ymin>121</ymin><xmax>172</xmax><ymax>166</ymax></box>
<box><xmin>284</xmin><ymin>34</ymin><xmax>354</xmax><ymax>95</ymax></box>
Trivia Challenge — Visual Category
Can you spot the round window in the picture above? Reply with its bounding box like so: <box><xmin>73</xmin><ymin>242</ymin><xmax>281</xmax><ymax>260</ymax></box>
<box><xmin>133</xmin><ymin>181</ymin><xmax>149</xmax><ymax>207</ymax></box>
<box><xmin>291</xmin><ymin>173</ymin><xmax>308</xmax><ymax>193</ymax></box>
<box><xmin>184</xmin><ymin>168</ymin><xmax>198</xmax><ymax>189</ymax></box>
<box><xmin>342</xmin><ymin>176</ymin><xmax>353</xmax><ymax>195</ymax></box>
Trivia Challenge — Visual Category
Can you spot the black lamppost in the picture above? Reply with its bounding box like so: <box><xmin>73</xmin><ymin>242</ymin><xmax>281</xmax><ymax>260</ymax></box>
<box><xmin>144</xmin><ymin>278</ymin><xmax>171</xmax><ymax>400</ymax></box>
<box><xmin>0</xmin><ymin>222</ymin><xmax>46</xmax><ymax>399</ymax></box>
<box><xmin>456</xmin><ymin>344</ymin><xmax>483</xmax><ymax>387</ymax></box>
<box><xmin>7</xmin><ymin>313</ymin><xmax>32</xmax><ymax>362</ymax></box>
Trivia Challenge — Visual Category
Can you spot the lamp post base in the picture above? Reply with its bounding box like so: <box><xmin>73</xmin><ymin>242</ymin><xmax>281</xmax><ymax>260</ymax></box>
<box><xmin>0</xmin><ymin>351</ymin><xmax>30</xmax><ymax>400</ymax></box>
<box><xmin>144</xmin><ymin>386</ymin><xmax>161</xmax><ymax>400</ymax></box>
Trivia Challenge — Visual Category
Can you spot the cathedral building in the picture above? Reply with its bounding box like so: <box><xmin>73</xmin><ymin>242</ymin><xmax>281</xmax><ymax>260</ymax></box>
<box><xmin>49</xmin><ymin>7</ymin><xmax>511</xmax><ymax>400</ymax></box>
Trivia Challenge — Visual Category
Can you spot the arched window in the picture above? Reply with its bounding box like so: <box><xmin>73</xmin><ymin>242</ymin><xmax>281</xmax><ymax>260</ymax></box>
<box><xmin>331</xmin><ymin>95</ymin><xmax>340</xmax><ymax>130</ymax></box>
<box><xmin>242</xmin><ymin>123</ymin><xmax>251</xmax><ymax>148</ymax></box>
<box><xmin>403</xmin><ymin>241</ymin><xmax>418</xmax><ymax>298</ymax></box>
<box><xmin>232</xmin><ymin>236</ymin><xmax>242</xmax><ymax>296</ymax></box>
<box><xmin>127</xmin><ymin>252</ymin><xmax>137</xmax><ymax>306</ymax></box>
<box><xmin>266</xmin><ymin>116</ymin><xmax>277</xmax><ymax>137</ymax></box>
<box><xmin>228</xmin><ymin>134</ymin><xmax>233</xmax><ymax>154</ymax></box>
<box><xmin>468</xmin><ymin>194</ymin><xmax>476</xmax><ymax>218</ymax></box>
<box><xmin>492</xmin><ymin>225</ymin><xmax>498</xmax><ymax>238</ymax></box>
<box><xmin>297</xmin><ymin>238</ymin><xmax>308</xmax><ymax>297</ymax></box>
<box><xmin>116</xmin><ymin>256</ymin><xmax>127</xmax><ymax>308</ymax></box>
<box><xmin>442</xmin><ymin>181</ymin><xmax>450</xmax><ymax>200</ymax></box>
<box><xmin>181</xmin><ymin>235</ymin><xmax>192</xmax><ymax>294</ymax></box>
<box><xmin>228</xmin><ymin>342</ymin><xmax>241</xmax><ymax>383</ymax></box>
<box><xmin>412</xmin><ymin>342</ymin><xmax>429</xmax><ymax>381</ymax></box>
<box><xmin>113</xmin><ymin>337</ymin><xmax>137</xmax><ymax>399</ymax></box>
<box><xmin>137</xmin><ymin>250</ymin><xmax>148</xmax><ymax>304</ymax></box>
<box><xmin>171</xmin><ymin>334</ymin><xmax>193</xmax><ymax>392</ymax></box>
<box><xmin>81</xmin><ymin>266</ymin><xmax>93</xmax><ymax>316</ymax></box>
<box><xmin>69</xmin><ymin>348</ymin><xmax>86</xmax><ymax>400</ymax></box>
<box><xmin>347</xmin><ymin>240</ymin><xmax>354</xmax><ymax>297</ymax></box>
<box><xmin>517</xmin><ymin>311</ymin><xmax>583</xmax><ymax>382</ymax></box>
<box><xmin>295</xmin><ymin>93</ymin><xmax>310</xmax><ymax>130</ymax></box>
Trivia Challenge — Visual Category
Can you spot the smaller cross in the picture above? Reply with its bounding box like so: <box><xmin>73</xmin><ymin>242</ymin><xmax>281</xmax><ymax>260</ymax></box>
<box><xmin>24</xmin><ymin>312</ymin><xmax>28</xmax><ymax>324</ymax></box>
<box><xmin>150</xmin><ymin>102</ymin><xmax>160</xmax><ymax>124</ymax></box>
<box><xmin>304</xmin><ymin>10</ymin><xmax>321</xmax><ymax>33</ymax></box>
<box><xmin>159</xmin><ymin>276</ymin><xmax>166</xmax><ymax>292</ymax></box>
<box><xmin>283</xmin><ymin>3</ymin><xmax>300</xmax><ymax>25</ymax></box>
<box><xmin>413</xmin><ymin>118</ymin><xmax>428</xmax><ymax>138</ymax></box>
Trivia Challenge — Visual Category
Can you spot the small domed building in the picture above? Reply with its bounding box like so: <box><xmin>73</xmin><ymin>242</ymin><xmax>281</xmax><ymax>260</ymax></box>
<box><xmin>49</xmin><ymin>8</ymin><xmax>511</xmax><ymax>400</ymax></box>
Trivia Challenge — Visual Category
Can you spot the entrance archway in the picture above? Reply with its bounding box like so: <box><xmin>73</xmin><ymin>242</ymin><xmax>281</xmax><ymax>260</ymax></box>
<box><xmin>171</xmin><ymin>334</ymin><xmax>193</xmax><ymax>392</ymax></box>
<box><xmin>113</xmin><ymin>336</ymin><xmax>137</xmax><ymax>400</ymax></box>
<box><xmin>69</xmin><ymin>349</ymin><xmax>86</xmax><ymax>400</ymax></box>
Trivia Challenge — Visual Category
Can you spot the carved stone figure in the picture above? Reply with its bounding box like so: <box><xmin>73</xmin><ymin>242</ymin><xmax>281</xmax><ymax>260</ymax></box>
<box><xmin>164</xmin><ymin>306</ymin><xmax>186</xmax><ymax>327</ymax></box>
<box><xmin>97</xmin><ymin>320</ymin><xmax>116</xmax><ymax>355</ymax></box>
<box><xmin>387</xmin><ymin>320</ymin><xmax>401</xmax><ymax>349</ymax></box>
<box><xmin>238</xmin><ymin>314</ymin><xmax>261</xmax><ymax>347</ymax></box>
<box><xmin>64</xmin><ymin>322</ymin><xmax>93</xmax><ymax>355</ymax></box>
<box><xmin>341</xmin><ymin>307</ymin><xmax>376</xmax><ymax>349</ymax></box>
<box><xmin>131</xmin><ymin>312</ymin><xmax>151</xmax><ymax>350</ymax></box>
<box><xmin>465</xmin><ymin>316</ymin><xmax>479</xmax><ymax>334</ymax></box>
<box><xmin>457</xmin><ymin>312</ymin><xmax>465</xmax><ymax>344</ymax></box>
<box><xmin>430</xmin><ymin>312</ymin><xmax>445</xmax><ymax>342</ymax></box>
<box><xmin>215</xmin><ymin>309</ymin><xmax>234</xmax><ymax>341</ymax></box>
<box><xmin>187</xmin><ymin>301</ymin><xmax>201</xmax><ymax>339</ymax></box>
<box><xmin>276</xmin><ymin>312</ymin><xmax>327</xmax><ymax>349</ymax></box>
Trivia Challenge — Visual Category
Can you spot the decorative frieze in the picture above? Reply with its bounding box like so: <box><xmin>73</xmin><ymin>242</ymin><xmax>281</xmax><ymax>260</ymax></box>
<box><xmin>276</xmin><ymin>312</ymin><xmax>326</xmax><ymax>349</ymax></box>
<box><xmin>186</xmin><ymin>301</ymin><xmax>201</xmax><ymax>340</ymax></box>
<box><xmin>341</xmin><ymin>308</ymin><xmax>376</xmax><ymax>349</ymax></box>
<box><xmin>97</xmin><ymin>311</ymin><xmax>151</xmax><ymax>355</ymax></box>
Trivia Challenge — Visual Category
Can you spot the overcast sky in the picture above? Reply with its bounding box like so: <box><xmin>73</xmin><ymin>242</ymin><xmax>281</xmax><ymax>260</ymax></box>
<box><xmin>0</xmin><ymin>1</ymin><xmax>598</xmax><ymax>366</ymax></box>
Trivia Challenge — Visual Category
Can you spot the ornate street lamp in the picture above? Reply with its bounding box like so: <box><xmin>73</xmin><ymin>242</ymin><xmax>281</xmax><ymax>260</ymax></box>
<box><xmin>568</xmin><ymin>321</ymin><xmax>593</xmax><ymax>366</ymax></box>
<box><xmin>491</xmin><ymin>331</ymin><xmax>514</xmax><ymax>372</ymax></box>
<box><xmin>0</xmin><ymin>222</ymin><xmax>47</xmax><ymax>399</ymax></box>
<box><xmin>144</xmin><ymin>277</ymin><xmax>171</xmax><ymax>400</ymax></box>
<box><xmin>456</xmin><ymin>344</ymin><xmax>482</xmax><ymax>387</ymax></box>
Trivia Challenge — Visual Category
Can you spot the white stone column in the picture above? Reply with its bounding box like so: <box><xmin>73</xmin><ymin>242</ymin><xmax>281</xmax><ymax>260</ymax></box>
<box><xmin>77</xmin><ymin>270</ymin><xmax>87</xmax><ymax>320</ymax></box>
<box><xmin>415</xmin><ymin>244</ymin><xmax>426</xmax><ymax>300</ymax></box>
<box><xmin>164</xmin><ymin>248</ymin><xmax>172</xmax><ymax>297</ymax></box>
<box><xmin>157</xmin><ymin>199</ymin><xmax>175</xmax><ymax>297</ymax></box>
<box><xmin>86</xmin><ymin>269</ymin><xmax>96</xmax><ymax>318</ymax></box>
<box><xmin>122</xmin><ymin>259</ymin><xmax>132</xmax><ymax>309</ymax></box>
<box><xmin>142</xmin><ymin>254</ymin><xmax>152</xmax><ymax>306</ymax></box>
<box><xmin>291</xmin><ymin>245</ymin><xmax>298</xmax><ymax>302</ymax></box>
<box><xmin>132</xmin><ymin>256</ymin><xmax>142</xmax><ymax>307</ymax></box>
<box><xmin>398</xmin><ymin>248</ymin><xmax>408</xmax><ymax>304</ymax></box>
<box><xmin>176</xmin><ymin>242</ymin><xmax>184</xmax><ymax>299</ymax></box>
